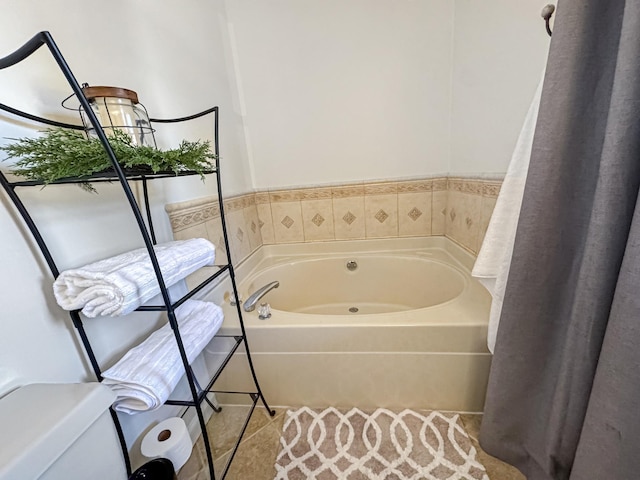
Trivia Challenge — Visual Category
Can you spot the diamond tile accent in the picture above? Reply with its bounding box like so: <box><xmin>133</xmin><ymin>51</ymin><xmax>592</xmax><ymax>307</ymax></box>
<box><xmin>465</xmin><ymin>217</ymin><xmax>473</xmax><ymax>228</ymax></box>
<box><xmin>343</xmin><ymin>211</ymin><xmax>356</xmax><ymax>225</ymax></box>
<box><xmin>449</xmin><ymin>209</ymin><xmax>456</xmax><ymax>221</ymax></box>
<box><xmin>281</xmin><ymin>216</ymin><xmax>294</xmax><ymax>229</ymax></box>
<box><xmin>441</xmin><ymin>208</ymin><xmax>447</xmax><ymax>216</ymax></box>
<box><xmin>311</xmin><ymin>213</ymin><xmax>325</xmax><ymax>227</ymax></box>
<box><xmin>408</xmin><ymin>207</ymin><xmax>422</xmax><ymax>221</ymax></box>
<box><xmin>251</xmin><ymin>221</ymin><xmax>257</xmax><ymax>233</ymax></box>
<box><xmin>258</xmin><ymin>219</ymin><xmax>265</xmax><ymax>229</ymax></box>
<box><xmin>236</xmin><ymin>228</ymin><xmax>244</xmax><ymax>242</ymax></box>
<box><xmin>375</xmin><ymin>209</ymin><xmax>389</xmax><ymax>223</ymax></box>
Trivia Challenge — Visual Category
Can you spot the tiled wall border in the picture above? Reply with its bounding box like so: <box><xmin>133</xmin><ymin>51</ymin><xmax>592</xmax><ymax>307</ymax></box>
<box><xmin>444</xmin><ymin>177</ymin><xmax>501</xmax><ymax>254</ymax></box>
<box><xmin>165</xmin><ymin>176</ymin><xmax>502</xmax><ymax>264</ymax></box>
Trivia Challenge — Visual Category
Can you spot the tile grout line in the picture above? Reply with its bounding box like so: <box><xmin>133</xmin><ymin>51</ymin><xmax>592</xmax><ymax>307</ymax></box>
<box><xmin>212</xmin><ymin>409</ymin><xmax>286</xmax><ymax>463</ymax></box>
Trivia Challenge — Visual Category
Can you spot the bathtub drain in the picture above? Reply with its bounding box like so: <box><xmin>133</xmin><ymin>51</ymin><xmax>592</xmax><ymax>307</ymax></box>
<box><xmin>349</xmin><ymin>307</ymin><xmax>359</xmax><ymax>313</ymax></box>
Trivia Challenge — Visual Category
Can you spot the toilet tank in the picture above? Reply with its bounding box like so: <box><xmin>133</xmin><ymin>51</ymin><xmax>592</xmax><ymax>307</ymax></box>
<box><xmin>0</xmin><ymin>383</ymin><xmax>127</xmax><ymax>480</ymax></box>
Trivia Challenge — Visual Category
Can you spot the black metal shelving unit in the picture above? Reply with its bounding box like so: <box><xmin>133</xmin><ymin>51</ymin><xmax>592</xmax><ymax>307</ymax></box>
<box><xmin>0</xmin><ymin>31</ymin><xmax>274</xmax><ymax>480</ymax></box>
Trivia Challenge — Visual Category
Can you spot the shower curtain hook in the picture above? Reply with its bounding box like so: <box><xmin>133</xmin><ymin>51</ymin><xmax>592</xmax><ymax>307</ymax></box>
<box><xmin>541</xmin><ymin>4</ymin><xmax>555</xmax><ymax>37</ymax></box>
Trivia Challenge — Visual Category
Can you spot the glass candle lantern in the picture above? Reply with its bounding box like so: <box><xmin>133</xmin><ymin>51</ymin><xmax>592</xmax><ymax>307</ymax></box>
<box><xmin>79</xmin><ymin>86</ymin><xmax>156</xmax><ymax>147</ymax></box>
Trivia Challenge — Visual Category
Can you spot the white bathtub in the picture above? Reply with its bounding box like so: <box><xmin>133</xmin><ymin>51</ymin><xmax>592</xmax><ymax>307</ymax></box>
<box><xmin>244</xmin><ymin>251</ymin><xmax>466</xmax><ymax>315</ymax></box>
<box><xmin>207</xmin><ymin>237</ymin><xmax>492</xmax><ymax>412</ymax></box>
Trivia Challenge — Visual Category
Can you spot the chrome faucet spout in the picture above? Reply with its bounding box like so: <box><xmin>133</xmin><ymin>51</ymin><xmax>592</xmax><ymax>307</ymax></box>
<box><xmin>243</xmin><ymin>281</ymin><xmax>280</xmax><ymax>312</ymax></box>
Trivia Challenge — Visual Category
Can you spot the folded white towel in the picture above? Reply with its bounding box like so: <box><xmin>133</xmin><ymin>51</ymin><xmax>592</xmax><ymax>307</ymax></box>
<box><xmin>53</xmin><ymin>238</ymin><xmax>215</xmax><ymax>318</ymax></box>
<box><xmin>101</xmin><ymin>300</ymin><xmax>224</xmax><ymax>414</ymax></box>
<box><xmin>472</xmin><ymin>78</ymin><xmax>543</xmax><ymax>353</ymax></box>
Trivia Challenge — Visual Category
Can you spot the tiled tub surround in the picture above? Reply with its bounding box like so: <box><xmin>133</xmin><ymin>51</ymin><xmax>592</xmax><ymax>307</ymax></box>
<box><xmin>165</xmin><ymin>194</ymin><xmax>261</xmax><ymax>266</ymax></box>
<box><xmin>445</xmin><ymin>178</ymin><xmax>501</xmax><ymax>254</ymax></box>
<box><xmin>165</xmin><ymin>176</ymin><xmax>502</xmax><ymax>265</ymax></box>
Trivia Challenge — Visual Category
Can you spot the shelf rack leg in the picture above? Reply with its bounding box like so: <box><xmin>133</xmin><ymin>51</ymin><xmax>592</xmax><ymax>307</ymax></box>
<box><xmin>219</xmin><ymin>394</ymin><xmax>259</xmax><ymax>480</ymax></box>
<box><xmin>229</xmin><ymin>266</ymin><xmax>276</xmax><ymax>417</ymax></box>
<box><xmin>109</xmin><ymin>407</ymin><xmax>133</xmax><ymax>475</ymax></box>
<box><xmin>166</xmin><ymin>309</ymin><xmax>218</xmax><ymax>480</ymax></box>
<box><xmin>212</xmin><ymin>109</ymin><xmax>276</xmax><ymax>420</ymax></box>
<box><xmin>193</xmin><ymin>375</ymin><xmax>223</xmax><ymax>413</ymax></box>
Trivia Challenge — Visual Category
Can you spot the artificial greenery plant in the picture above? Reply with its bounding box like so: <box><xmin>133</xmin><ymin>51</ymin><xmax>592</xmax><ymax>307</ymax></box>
<box><xmin>1</xmin><ymin>128</ymin><xmax>215</xmax><ymax>191</ymax></box>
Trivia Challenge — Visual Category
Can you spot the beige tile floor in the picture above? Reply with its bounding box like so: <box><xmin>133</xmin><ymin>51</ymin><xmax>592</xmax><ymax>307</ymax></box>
<box><xmin>177</xmin><ymin>407</ymin><xmax>525</xmax><ymax>480</ymax></box>
<box><xmin>459</xmin><ymin>415</ymin><xmax>525</xmax><ymax>480</ymax></box>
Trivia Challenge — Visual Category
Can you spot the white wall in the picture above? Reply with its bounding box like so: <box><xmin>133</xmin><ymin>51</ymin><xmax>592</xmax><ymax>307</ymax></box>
<box><xmin>226</xmin><ymin>0</ymin><xmax>455</xmax><ymax>190</ymax></box>
<box><xmin>0</xmin><ymin>0</ymin><xmax>250</xmax><ymax>467</ymax></box>
<box><xmin>450</xmin><ymin>0</ymin><xmax>550</xmax><ymax>175</ymax></box>
<box><xmin>227</xmin><ymin>0</ymin><xmax>550</xmax><ymax>187</ymax></box>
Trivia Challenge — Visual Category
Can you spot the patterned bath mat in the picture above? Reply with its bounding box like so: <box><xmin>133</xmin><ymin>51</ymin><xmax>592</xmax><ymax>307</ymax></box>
<box><xmin>274</xmin><ymin>407</ymin><xmax>488</xmax><ymax>480</ymax></box>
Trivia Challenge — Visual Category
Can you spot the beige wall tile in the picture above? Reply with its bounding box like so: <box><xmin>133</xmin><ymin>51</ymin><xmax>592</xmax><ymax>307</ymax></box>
<box><xmin>461</xmin><ymin>194</ymin><xmax>483</xmax><ymax>252</ymax></box>
<box><xmin>255</xmin><ymin>191</ymin><xmax>270</xmax><ymax>204</ymax></box>
<box><xmin>223</xmin><ymin>196</ymin><xmax>246</xmax><ymax>213</ymax></box>
<box><xmin>204</xmin><ymin>216</ymin><xmax>229</xmax><ymax>265</ymax></box>
<box><xmin>482</xmin><ymin>181</ymin><xmax>501</xmax><ymax>198</ymax></box>
<box><xmin>301</xmin><ymin>199</ymin><xmax>335</xmax><ymax>242</ymax></box>
<box><xmin>398</xmin><ymin>192</ymin><xmax>432</xmax><ymax>237</ymax></box>
<box><xmin>364</xmin><ymin>182</ymin><xmax>398</xmax><ymax>195</ymax></box>
<box><xmin>476</xmin><ymin>195</ymin><xmax>498</xmax><ymax>253</ymax></box>
<box><xmin>166</xmin><ymin>203</ymin><xmax>219</xmax><ymax>234</ymax></box>
<box><xmin>462</xmin><ymin>179</ymin><xmax>483</xmax><ymax>195</ymax></box>
<box><xmin>447</xmin><ymin>177</ymin><xmax>465</xmax><ymax>192</ymax></box>
<box><xmin>332</xmin><ymin>196</ymin><xmax>366</xmax><ymax>240</ymax></box>
<box><xmin>165</xmin><ymin>177</ymin><xmax>505</xmax><ymax>255</ymax></box>
<box><xmin>365</xmin><ymin>194</ymin><xmax>398</xmax><ymax>238</ymax></box>
<box><xmin>432</xmin><ymin>177</ymin><xmax>447</xmax><ymax>191</ymax></box>
<box><xmin>302</xmin><ymin>187</ymin><xmax>332</xmax><ymax>200</ymax></box>
<box><xmin>432</xmin><ymin>191</ymin><xmax>447</xmax><ymax>235</ymax></box>
<box><xmin>225</xmin><ymin>209</ymin><xmax>251</xmax><ymax>264</ymax></box>
<box><xmin>446</xmin><ymin>191</ymin><xmax>482</xmax><ymax>253</ymax></box>
<box><xmin>172</xmin><ymin>222</ymin><xmax>208</xmax><ymax>242</ymax></box>
<box><xmin>271</xmin><ymin>201</ymin><xmax>304</xmax><ymax>243</ymax></box>
<box><xmin>332</xmin><ymin>184</ymin><xmax>364</xmax><ymax>198</ymax></box>
<box><xmin>256</xmin><ymin>204</ymin><xmax>275</xmax><ymax>245</ymax></box>
<box><xmin>243</xmin><ymin>205</ymin><xmax>263</xmax><ymax>253</ymax></box>
<box><xmin>397</xmin><ymin>179</ymin><xmax>432</xmax><ymax>193</ymax></box>
<box><xmin>445</xmin><ymin>190</ymin><xmax>455</xmax><ymax>238</ymax></box>
<box><xmin>269</xmin><ymin>190</ymin><xmax>305</xmax><ymax>202</ymax></box>
<box><xmin>164</xmin><ymin>194</ymin><xmax>217</xmax><ymax>214</ymax></box>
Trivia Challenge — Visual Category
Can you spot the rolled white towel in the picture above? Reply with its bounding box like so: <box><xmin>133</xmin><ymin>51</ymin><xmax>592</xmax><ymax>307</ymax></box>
<box><xmin>102</xmin><ymin>300</ymin><xmax>224</xmax><ymax>414</ymax></box>
<box><xmin>53</xmin><ymin>238</ymin><xmax>215</xmax><ymax>317</ymax></box>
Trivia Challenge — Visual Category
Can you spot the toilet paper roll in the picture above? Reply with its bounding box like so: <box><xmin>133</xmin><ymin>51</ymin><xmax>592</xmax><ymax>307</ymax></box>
<box><xmin>141</xmin><ymin>417</ymin><xmax>192</xmax><ymax>471</ymax></box>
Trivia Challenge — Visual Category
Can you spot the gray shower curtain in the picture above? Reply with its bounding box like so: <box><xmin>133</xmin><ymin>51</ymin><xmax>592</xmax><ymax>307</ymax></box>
<box><xmin>479</xmin><ymin>1</ymin><xmax>640</xmax><ymax>479</ymax></box>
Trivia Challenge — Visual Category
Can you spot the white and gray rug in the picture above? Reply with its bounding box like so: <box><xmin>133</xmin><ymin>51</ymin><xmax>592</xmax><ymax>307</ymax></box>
<box><xmin>275</xmin><ymin>407</ymin><xmax>488</xmax><ymax>480</ymax></box>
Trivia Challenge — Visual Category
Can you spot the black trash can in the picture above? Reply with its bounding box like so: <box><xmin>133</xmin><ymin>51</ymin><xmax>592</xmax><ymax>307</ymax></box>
<box><xmin>128</xmin><ymin>458</ymin><xmax>176</xmax><ymax>480</ymax></box>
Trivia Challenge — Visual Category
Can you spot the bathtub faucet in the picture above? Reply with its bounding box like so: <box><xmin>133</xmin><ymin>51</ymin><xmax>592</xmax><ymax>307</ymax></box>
<box><xmin>243</xmin><ymin>281</ymin><xmax>280</xmax><ymax>312</ymax></box>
